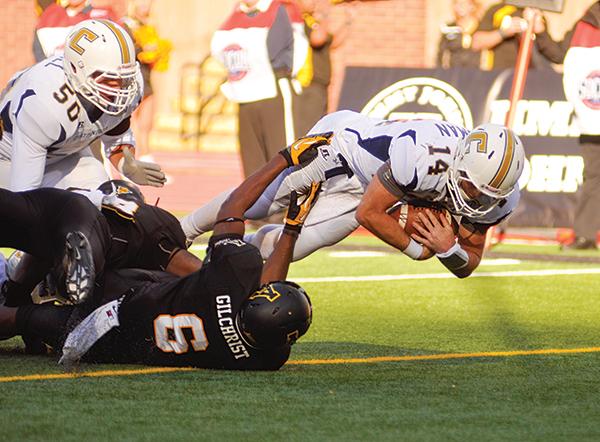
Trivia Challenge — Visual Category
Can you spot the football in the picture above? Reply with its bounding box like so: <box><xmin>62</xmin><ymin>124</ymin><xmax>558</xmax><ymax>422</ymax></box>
<box><xmin>388</xmin><ymin>203</ymin><xmax>458</xmax><ymax>237</ymax></box>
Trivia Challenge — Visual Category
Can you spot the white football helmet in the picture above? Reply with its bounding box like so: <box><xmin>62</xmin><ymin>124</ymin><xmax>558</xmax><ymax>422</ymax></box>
<box><xmin>446</xmin><ymin>123</ymin><xmax>525</xmax><ymax>218</ymax></box>
<box><xmin>63</xmin><ymin>19</ymin><xmax>140</xmax><ymax>115</ymax></box>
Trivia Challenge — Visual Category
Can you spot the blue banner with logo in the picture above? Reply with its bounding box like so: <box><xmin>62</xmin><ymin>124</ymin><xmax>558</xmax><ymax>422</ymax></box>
<box><xmin>338</xmin><ymin>66</ymin><xmax>580</xmax><ymax>228</ymax></box>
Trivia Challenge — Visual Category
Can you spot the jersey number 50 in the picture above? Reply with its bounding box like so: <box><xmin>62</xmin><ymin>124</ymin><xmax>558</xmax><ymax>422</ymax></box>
<box><xmin>153</xmin><ymin>314</ymin><xmax>209</xmax><ymax>354</ymax></box>
<box><xmin>53</xmin><ymin>83</ymin><xmax>80</xmax><ymax>122</ymax></box>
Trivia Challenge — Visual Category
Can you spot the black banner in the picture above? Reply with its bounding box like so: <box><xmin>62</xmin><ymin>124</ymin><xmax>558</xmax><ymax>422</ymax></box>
<box><xmin>338</xmin><ymin>66</ymin><xmax>580</xmax><ymax>227</ymax></box>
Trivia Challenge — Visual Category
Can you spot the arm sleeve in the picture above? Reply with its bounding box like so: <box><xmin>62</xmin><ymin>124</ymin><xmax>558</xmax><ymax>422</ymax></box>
<box><xmin>267</xmin><ymin>5</ymin><xmax>295</xmax><ymax>73</ymax></box>
<box><xmin>535</xmin><ymin>28</ymin><xmax>574</xmax><ymax>64</ymax></box>
<box><xmin>376</xmin><ymin>161</ymin><xmax>406</xmax><ymax>199</ymax></box>
<box><xmin>100</xmin><ymin>118</ymin><xmax>136</xmax><ymax>157</ymax></box>
<box><xmin>10</xmin><ymin>98</ymin><xmax>59</xmax><ymax>191</ymax></box>
<box><xmin>267</xmin><ymin>3</ymin><xmax>308</xmax><ymax>76</ymax></box>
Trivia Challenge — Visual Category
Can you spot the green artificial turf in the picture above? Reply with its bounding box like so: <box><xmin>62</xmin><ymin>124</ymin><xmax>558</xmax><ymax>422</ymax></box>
<box><xmin>2</xmin><ymin>240</ymin><xmax>600</xmax><ymax>441</ymax></box>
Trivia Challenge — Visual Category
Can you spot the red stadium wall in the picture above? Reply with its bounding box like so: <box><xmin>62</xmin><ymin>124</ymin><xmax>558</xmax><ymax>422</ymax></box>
<box><xmin>326</xmin><ymin>0</ymin><xmax>427</xmax><ymax>109</ymax></box>
<box><xmin>0</xmin><ymin>0</ymin><xmax>127</xmax><ymax>87</ymax></box>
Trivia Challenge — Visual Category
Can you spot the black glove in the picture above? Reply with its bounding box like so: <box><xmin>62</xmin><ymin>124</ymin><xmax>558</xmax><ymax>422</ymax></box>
<box><xmin>284</xmin><ymin>182</ymin><xmax>322</xmax><ymax>234</ymax></box>
<box><xmin>279</xmin><ymin>132</ymin><xmax>333</xmax><ymax>167</ymax></box>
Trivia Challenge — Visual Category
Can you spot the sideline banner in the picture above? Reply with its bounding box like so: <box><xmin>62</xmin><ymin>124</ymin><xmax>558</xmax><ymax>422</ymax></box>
<box><xmin>338</xmin><ymin>67</ymin><xmax>580</xmax><ymax>227</ymax></box>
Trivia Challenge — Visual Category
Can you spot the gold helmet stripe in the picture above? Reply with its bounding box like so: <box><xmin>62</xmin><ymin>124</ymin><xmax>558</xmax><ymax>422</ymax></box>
<box><xmin>489</xmin><ymin>129</ymin><xmax>515</xmax><ymax>189</ymax></box>
<box><xmin>98</xmin><ymin>20</ymin><xmax>131</xmax><ymax>64</ymax></box>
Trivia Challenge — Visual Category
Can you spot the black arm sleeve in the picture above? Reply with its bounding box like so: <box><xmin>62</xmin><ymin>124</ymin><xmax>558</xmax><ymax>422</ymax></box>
<box><xmin>105</xmin><ymin>117</ymin><xmax>131</xmax><ymax>136</ymax></box>
<box><xmin>535</xmin><ymin>28</ymin><xmax>574</xmax><ymax>64</ymax></box>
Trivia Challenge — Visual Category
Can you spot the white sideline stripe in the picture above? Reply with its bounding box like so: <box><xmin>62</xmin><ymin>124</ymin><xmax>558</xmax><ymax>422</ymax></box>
<box><xmin>329</xmin><ymin>251</ymin><xmax>389</xmax><ymax>258</ymax></box>
<box><xmin>293</xmin><ymin>267</ymin><xmax>600</xmax><ymax>283</ymax></box>
<box><xmin>480</xmin><ymin>258</ymin><xmax>522</xmax><ymax>266</ymax></box>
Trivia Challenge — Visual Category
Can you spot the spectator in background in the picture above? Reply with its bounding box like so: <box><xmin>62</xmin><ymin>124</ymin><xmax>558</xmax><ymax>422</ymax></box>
<box><xmin>294</xmin><ymin>0</ymin><xmax>351</xmax><ymax>136</ymax></box>
<box><xmin>527</xmin><ymin>2</ymin><xmax>600</xmax><ymax>250</ymax></box>
<box><xmin>471</xmin><ymin>1</ymin><xmax>529</xmax><ymax>70</ymax></box>
<box><xmin>34</xmin><ymin>0</ymin><xmax>56</xmax><ymax>16</ymax></box>
<box><xmin>211</xmin><ymin>0</ymin><xmax>309</xmax><ymax>178</ymax></box>
<box><xmin>123</xmin><ymin>0</ymin><xmax>172</xmax><ymax>156</ymax></box>
<box><xmin>33</xmin><ymin>0</ymin><xmax>119</xmax><ymax>62</ymax></box>
<box><xmin>437</xmin><ymin>0</ymin><xmax>482</xmax><ymax>68</ymax></box>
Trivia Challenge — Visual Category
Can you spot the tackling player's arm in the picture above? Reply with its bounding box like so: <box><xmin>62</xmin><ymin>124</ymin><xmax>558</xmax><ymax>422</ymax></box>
<box><xmin>412</xmin><ymin>211</ymin><xmax>485</xmax><ymax>278</ymax></box>
<box><xmin>103</xmin><ymin>118</ymin><xmax>166</xmax><ymax>188</ymax></box>
<box><xmin>261</xmin><ymin>182</ymin><xmax>321</xmax><ymax>284</ymax></box>
<box><xmin>213</xmin><ymin>132</ymin><xmax>327</xmax><ymax>238</ymax></box>
<box><xmin>213</xmin><ymin>140</ymin><xmax>323</xmax><ymax>281</ymax></box>
<box><xmin>355</xmin><ymin>164</ymin><xmax>433</xmax><ymax>260</ymax></box>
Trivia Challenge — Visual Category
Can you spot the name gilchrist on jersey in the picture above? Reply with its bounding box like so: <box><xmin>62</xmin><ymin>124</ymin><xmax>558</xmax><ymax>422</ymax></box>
<box><xmin>216</xmin><ymin>294</ymin><xmax>250</xmax><ymax>360</ymax></box>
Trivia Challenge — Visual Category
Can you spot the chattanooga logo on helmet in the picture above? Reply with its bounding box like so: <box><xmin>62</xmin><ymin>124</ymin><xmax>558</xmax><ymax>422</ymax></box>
<box><xmin>63</xmin><ymin>19</ymin><xmax>140</xmax><ymax>115</ymax></box>
<box><xmin>361</xmin><ymin>77</ymin><xmax>474</xmax><ymax>129</ymax></box>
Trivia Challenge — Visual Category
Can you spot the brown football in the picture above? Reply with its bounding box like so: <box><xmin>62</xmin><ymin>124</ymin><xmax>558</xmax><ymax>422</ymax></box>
<box><xmin>388</xmin><ymin>203</ymin><xmax>458</xmax><ymax>237</ymax></box>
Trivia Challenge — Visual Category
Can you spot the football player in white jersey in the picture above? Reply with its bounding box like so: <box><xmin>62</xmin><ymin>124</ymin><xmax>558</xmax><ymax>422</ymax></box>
<box><xmin>181</xmin><ymin>110</ymin><xmax>525</xmax><ymax>278</ymax></box>
<box><xmin>0</xmin><ymin>19</ymin><xmax>166</xmax><ymax>191</ymax></box>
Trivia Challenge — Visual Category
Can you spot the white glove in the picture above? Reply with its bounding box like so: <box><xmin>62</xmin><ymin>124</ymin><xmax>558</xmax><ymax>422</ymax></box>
<box><xmin>119</xmin><ymin>146</ymin><xmax>166</xmax><ymax>187</ymax></box>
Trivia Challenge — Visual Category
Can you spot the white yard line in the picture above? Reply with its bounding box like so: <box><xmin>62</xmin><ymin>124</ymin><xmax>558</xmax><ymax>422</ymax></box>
<box><xmin>293</xmin><ymin>267</ymin><xmax>600</xmax><ymax>283</ymax></box>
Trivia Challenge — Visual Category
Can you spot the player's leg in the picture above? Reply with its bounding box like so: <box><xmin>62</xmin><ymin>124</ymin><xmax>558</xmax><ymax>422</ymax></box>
<box><xmin>246</xmin><ymin>210</ymin><xmax>359</xmax><ymax>261</ymax></box>
<box><xmin>0</xmin><ymin>188</ymin><xmax>110</xmax><ymax>304</ymax></box>
<box><xmin>181</xmin><ymin>111</ymin><xmax>356</xmax><ymax>242</ymax></box>
<box><xmin>181</xmin><ymin>167</ymin><xmax>296</xmax><ymax>242</ymax></box>
<box><xmin>182</xmin><ymin>155</ymin><xmax>337</xmax><ymax>243</ymax></box>
<box><xmin>180</xmin><ymin>189</ymin><xmax>232</xmax><ymax>241</ymax></box>
<box><xmin>245</xmin><ymin>175</ymin><xmax>364</xmax><ymax>260</ymax></box>
<box><xmin>0</xmin><ymin>159</ymin><xmax>11</xmax><ymax>189</ymax></box>
<box><xmin>53</xmin><ymin>191</ymin><xmax>111</xmax><ymax>303</ymax></box>
<box><xmin>0</xmin><ymin>303</ymin><xmax>73</xmax><ymax>350</ymax></box>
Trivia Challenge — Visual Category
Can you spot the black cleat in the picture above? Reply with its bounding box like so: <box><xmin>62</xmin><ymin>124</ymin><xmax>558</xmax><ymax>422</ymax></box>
<box><xmin>62</xmin><ymin>231</ymin><xmax>95</xmax><ymax>305</ymax></box>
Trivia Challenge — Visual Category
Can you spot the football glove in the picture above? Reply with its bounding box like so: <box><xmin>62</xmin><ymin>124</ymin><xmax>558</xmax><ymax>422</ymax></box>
<box><xmin>284</xmin><ymin>182</ymin><xmax>322</xmax><ymax>234</ymax></box>
<box><xmin>119</xmin><ymin>146</ymin><xmax>167</xmax><ymax>187</ymax></box>
<box><xmin>279</xmin><ymin>131</ymin><xmax>333</xmax><ymax>167</ymax></box>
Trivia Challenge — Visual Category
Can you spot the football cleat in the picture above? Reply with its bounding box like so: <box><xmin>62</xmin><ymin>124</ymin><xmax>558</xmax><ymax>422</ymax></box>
<box><xmin>62</xmin><ymin>231</ymin><xmax>95</xmax><ymax>305</ymax></box>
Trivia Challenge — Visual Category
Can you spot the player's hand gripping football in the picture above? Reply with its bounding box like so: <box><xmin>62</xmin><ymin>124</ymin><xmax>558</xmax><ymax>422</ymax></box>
<box><xmin>411</xmin><ymin>210</ymin><xmax>457</xmax><ymax>254</ymax></box>
<box><xmin>279</xmin><ymin>132</ymin><xmax>334</xmax><ymax>167</ymax></box>
<box><xmin>284</xmin><ymin>182</ymin><xmax>322</xmax><ymax>234</ymax></box>
<box><xmin>120</xmin><ymin>146</ymin><xmax>167</xmax><ymax>187</ymax></box>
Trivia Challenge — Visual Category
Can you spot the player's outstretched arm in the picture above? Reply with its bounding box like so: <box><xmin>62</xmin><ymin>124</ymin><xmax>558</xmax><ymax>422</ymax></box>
<box><xmin>261</xmin><ymin>183</ymin><xmax>321</xmax><ymax>284</ymax></box>
<box><xmin>356</xmin><ymin>173</ymin><xmax>431</xmax><ymax>260</ymax></box>
<box><xmin>413</xmin><ymin>211</ymin><xmax>485</xmax><ymax>278</ymax></box>
<box><xmin>213</xmin><ymin>154</ymin><xmax>290</xmax><ymax>237</ymax></box>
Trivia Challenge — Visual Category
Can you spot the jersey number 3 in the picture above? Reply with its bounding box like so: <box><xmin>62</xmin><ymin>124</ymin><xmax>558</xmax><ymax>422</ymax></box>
<box><xmin>154</xmin><ymin>314</ymin><xmax>209</xmax><ymax>354</ymax></box>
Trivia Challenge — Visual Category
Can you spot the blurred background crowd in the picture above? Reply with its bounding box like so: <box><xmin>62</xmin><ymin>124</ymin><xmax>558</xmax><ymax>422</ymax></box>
<box><xmin>0</xmin><ymin>0</ymin><xmax>598</xmax><ymax>247</ymax></box>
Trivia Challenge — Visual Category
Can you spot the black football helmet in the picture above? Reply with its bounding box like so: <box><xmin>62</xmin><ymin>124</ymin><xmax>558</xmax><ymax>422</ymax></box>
<box><xmin>237</xmin><ymin>281</ymin><xmax>312</xmax><ymax>349</ymax></box>
<box><xmin>97</xmin><ymin>179</ymin><xmax>145</xmax><ymax>205</ymax></box>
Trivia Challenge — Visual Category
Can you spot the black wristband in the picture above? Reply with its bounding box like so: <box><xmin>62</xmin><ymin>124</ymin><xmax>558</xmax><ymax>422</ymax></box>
<box><xmin>279</xmin><ymin>150</ymin><xmax>293</xmax><ymax>167</ymax></box>
<box><xmin>208</xmin><ymin>233</ymin><xmax>244</xmax><ymax>248</ymax></box>
<box><xmin>283</xmin><ymin>224</ymin><xmax>301</xmax><ymax>236</ymax></box>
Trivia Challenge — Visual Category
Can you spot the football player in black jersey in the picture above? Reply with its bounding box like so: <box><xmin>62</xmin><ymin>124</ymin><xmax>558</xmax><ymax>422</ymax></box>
<box><xmin>3</xmin><ymin>179</ymin><xmax>202</xmax><ymax>309</ymax></box>
<box><xmin>0</xmin><ymin>139</ymin><xmax>322</xmax><ymax>370</ymax></box>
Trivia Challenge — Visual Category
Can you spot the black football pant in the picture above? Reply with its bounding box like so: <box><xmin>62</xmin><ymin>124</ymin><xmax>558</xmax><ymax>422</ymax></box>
<box><xmin>0</xmin><ymin>188</ymin><xmax>110</xmax><ymax>296</ymax></box>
